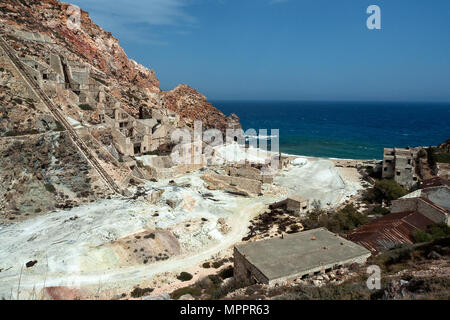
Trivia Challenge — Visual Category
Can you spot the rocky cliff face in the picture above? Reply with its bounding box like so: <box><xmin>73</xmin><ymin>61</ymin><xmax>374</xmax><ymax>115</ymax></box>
<box><xmin>0</xmin><ymin>0</ymin><xmax>240</xmax><ymax>130</ymax></box>
<box><xmin>161</xmin><ymin>84</ymin><xmax>240</xmax><ymax>131</ymax></box>
<box><xmin>0</xmin><ymin>0</ymin><xmax>159</xmax><ymax>93</ymax></box>
<box><xmin>0</xmin><ymin>0</ymin><xmax>241</xmax><ymax>222</ymax></box>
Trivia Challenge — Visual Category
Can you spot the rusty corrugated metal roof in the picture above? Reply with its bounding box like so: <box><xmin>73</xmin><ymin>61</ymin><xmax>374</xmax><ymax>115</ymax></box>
<box><xmin>346</xmin><ymin>211</ymin><xmax>434</xmax><ymax>254</ymax></box>
<box><xmin>421</xmin><ymin>177</ymin><xmax>450</xmax><ymax>189</ymax></box>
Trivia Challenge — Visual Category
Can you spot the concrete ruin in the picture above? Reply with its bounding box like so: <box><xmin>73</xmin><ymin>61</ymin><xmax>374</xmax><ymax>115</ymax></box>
<box><xmin>391</xmin><ymin>184</ymin><xmax>450</xmax><ymax>225</ymax></box>
<box><xmin>234</xmin><ymin>228</ymin><xmax>371</xmax><ymax>285</ymax></box>
<box><xmin>13</xmin><ymin>44</ymin><xmax>180</xmax><ymax>160</ymax></box>
<box><xmin>13</xmin><ymin>30</ymin><xmax>53</xmax><ymax>44</ymax></box>
<box><xmin>136</xmin><ymin>153</ymin><xmax>204</xmax><ymax>180</ymax></box>
<box><xmin>103</xmin><ymin>106</ymin><xmax>182</xmax><ymax>157</ymax></box>
<box><xmin>201</xmin><ymin>173</ymin><xmax>262</xmax><ymax>196</ymax></box>
<box><xmin>269</xmin><ymin>196</ymin><xmax>310</xmax><ymax>216</ymax></box>
<box><xmin>226</xmin><ymin>163</ymin><xmax>274</xmax><ymax>184</ymax></box>
<box><xmin>272</xmin><ymin>154</ymin><xmax>291</xmax><ymax>170</ymax></box>
<box><xmin>437</xmin><ymin>163</ymin><xmax>450</xmax><ymax>180</ymax></box>
<box><xmin>382</xmin><ymin>148</ymin><xmax>419</xmax><ymax>188</ymax></box>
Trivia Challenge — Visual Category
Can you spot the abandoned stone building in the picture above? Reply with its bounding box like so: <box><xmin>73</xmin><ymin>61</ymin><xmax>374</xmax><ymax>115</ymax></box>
<box><xmin>391</xmin><ymin>181</ymin><xmax>450</xmax><ymax>225</ymax></box>
<box><xmin>270</xmin><ymin>196</ymin><xmax>310</xmax><ymax>216</ymax></box>
<box><xmin>271</xmin><ymin>154</ymin><xmax>291</xmax><ymax>170</ymax></box>
<box><xmin>17</xmin><ymin>50</ymin><xmax>185</xmax><ymax>160</ymax></box>
<box><xmin>201</xmin><ymin>173</ymin><xmax>262</xmax><ymax>196</ymax></box>
<box><xmin>382</xmin><ymin>148</ymin><xmax>419</xmax><ymax>188</ymax></box>
<box><xmin>226</xmin><ymin>163</ymin><xmax>274</xmax><ymax>184</ymax></box>
<box><xmin>135</xmin><ymin>142</ymin><xmax>206</xmax><ymax>180</ymax></box>
<box><xmin>102</xmin><ymin>106</ymin><xmax>181</xmax><ymax>157</ymax></box>
<box><xmin>234</xmin><ymin>228</ymin><xmax>371</xmax><ymax>285</ymax></box>
<box><xmin>348</xmin><ymin>178</ymin><xmax>450</xmax><ymax>253</ymax></box>
<box><xmin>13</xmin><ymin>29</ymin><xmax>53</xmax><ymax>44</ymax></box>
<box><xmin>437</xmin><ymin>163</ymin><xmax>450</xmax><ymax>180</ymax></box>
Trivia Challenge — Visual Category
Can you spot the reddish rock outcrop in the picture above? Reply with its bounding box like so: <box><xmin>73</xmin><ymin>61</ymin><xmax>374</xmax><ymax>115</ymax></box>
<box><xmin>161</xmin><ymin>84</ymin><xmax>240</xmax><ymax>131</ymax></box>
<box><xmin>0</xmin><ymin>0</ymin><xmax>240</xmax><ymax>131</ymax></box>
<box><xmin>0</xmin><ymin>0</ymin><xmax>159</xmax><ymax>93</ymax></box>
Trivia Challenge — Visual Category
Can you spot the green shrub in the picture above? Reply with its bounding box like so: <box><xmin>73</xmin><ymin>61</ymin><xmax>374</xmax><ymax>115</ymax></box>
<box><xmin>426</xmin><ymin>147</ymin><xmax>437</xmax><ymax>168</ymax></box>
<box><xmin>79</xmin><ymin>104</ymin><xmax>94</xmax><ymax>111</ymax></box>
<box><xmin>44</xmin><ymin>183</ymin><xmax>56</xmax><ymax>193</ymax></box>
<box><xmin>435</xmin><ymin>152</ymin><xmax>450</xmax><ymax>164</ymax></box>
<box><xmin>412</xmin><ymin>230</ymin><xmax>433</xmax><ymax>243</ymax></box>
<box><xmin>54</xmin><ymin>121</ymin><xmax>65</xmax><ymax>132</ymax></box>
<box><xmin>367</xmin><ymin>206</ymin><xmax>390</xmax><ymax>216</ymax></box>
<box><xmin>208</xmin><ymin>274</ymin><xmax>223</xmax><ymax>286</ymax></box>
<box><xmin>5</xmin><ymin>129</ymin><xmax>39</xmax><ymax>136</ymax></box>
<box><xmin>413</xmin><ymin>223</ymin><xmax>450</xmax><ymax>243</ymax></box>
<box><xmin>373</xmin><ymin>245</ymin><xmax>414</xmax><ymax>268</ymax></box>
<box><xmin>218</xmin><ymin>266</ymin><xmax>234</xmax><ymax>280</ymax></box>
<box><xmin>428</xmin><ymin>223</ymin><xmax>450</xmax><ymax>238</ymax></box>
<box><xmin>130</xmin><ymin>287</ymin><xmax>154</xmax><ymax>298</ymax></box>
<box><xmin>418</xmin><ymin>149</ymin><xmax>427</xmax><ymax>158</ymax></box>
<box><xmin>288</xmin><ymin>224</ymin><xmax>301</xmax><ymax>233</ymax></box>
<box><xmin>364</xmin><ymin>179</ymin><xmax>408</xmax><ymax>204</ymax></box>
<box><xmin>303</xmin><ymin>204</ymin><xmax>368</xmax><ymax>234</ymax></box>
<box><xmin>177</xmin><ymin>272</ymin><xmax>193</xmax><ymax>282</ymax></box>
<box><xmin>212</xmin><ymin>259</ymin><xmax>228</xmax><ymax>269</ymax></box>
<box><xmin>209</xmin><ymin>280</ymin><xmax>246</xmax><ymax>300</ymax></box>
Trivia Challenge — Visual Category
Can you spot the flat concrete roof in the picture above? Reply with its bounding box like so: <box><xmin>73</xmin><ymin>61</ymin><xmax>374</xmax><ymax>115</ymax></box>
<box><xmin>288</xmin><ymin>195</ymin><xmax>309</xmax><ymax>203</ymax></box>
<box><xmin>235</xmin><ymin>228</ymin><xmax>371</xmax><ymax>282</ymax></box>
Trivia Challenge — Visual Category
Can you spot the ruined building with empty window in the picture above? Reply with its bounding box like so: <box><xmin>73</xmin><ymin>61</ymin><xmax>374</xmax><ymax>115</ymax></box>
<box><xmin>382</xmin><ymin>147</ymin><xmax>419</xmax><ymax>188</ymax></box>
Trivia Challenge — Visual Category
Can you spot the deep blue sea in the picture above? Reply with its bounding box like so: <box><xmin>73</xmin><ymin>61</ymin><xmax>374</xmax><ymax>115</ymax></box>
<box><xmin>212</xmin><ymin>101</ymin><xmax>450</xmax><ymax>160</ymax></box>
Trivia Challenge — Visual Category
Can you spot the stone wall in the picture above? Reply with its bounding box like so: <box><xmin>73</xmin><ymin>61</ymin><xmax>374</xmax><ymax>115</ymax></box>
<box><xmin>417</xmin><ymin>199</ymin><xmax>449</xmax><ymax>225</ymax></box>
<box><xmin>112</xmin><ymin>128</ymin><xmax>133</xmax><ymax>156</ymax></box>
<box><xmin>437</xmin><ymin>163</ymin><xmax>450</xmax><ymax>180</ymax></box>
<box><xmin>382</xmin><ymin>148</ymin><xmax>419</xmax><ymax>188</ymax></box>
<box><xmin>234</xmin><ymin>247</ymin><xmax>269</xmax><ymax>285</ymax></box>
<box><xmin>270</xmin><ymin>197</ymin><xmax>310</xmax><ymax>216</ymax></box>
<box><xmin>391</xmin><ymin>197</ymin><xmax>449</xmax><ymax>225</ymax></box>
<box><xmin>391</xmin><ymin>198</ymin><xmax>418</xmax><ymax>214</ymax></box>
<box><xmin>234</xmin><ymin>245</ymin><xmax>370</xmax><ymax>286</ymax></box>
<box><xmin>227</xmin><ymin>165</ymin><xmax>274</xmax><ymax>184</ymax></box>
<box><xmin>202</xmin><ymin>173</ymin><xmax>262</xmax><ymax>196</ymax></box>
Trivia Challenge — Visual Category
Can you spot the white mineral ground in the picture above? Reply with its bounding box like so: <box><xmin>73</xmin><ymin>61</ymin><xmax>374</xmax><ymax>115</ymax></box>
<box><xmin>0</xmin><ymin>145</ymin><xmax>364</xmax><ymax>299</ymax></box>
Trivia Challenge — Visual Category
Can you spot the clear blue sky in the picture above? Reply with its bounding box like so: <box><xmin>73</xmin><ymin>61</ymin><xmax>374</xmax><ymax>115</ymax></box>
<box><xmin>70</xmin><ymin>0</ymin><xmax>450</xmax><ymax>102</ymax></box>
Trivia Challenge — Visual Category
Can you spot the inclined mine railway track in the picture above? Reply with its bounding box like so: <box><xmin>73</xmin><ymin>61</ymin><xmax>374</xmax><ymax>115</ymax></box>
<box><xmin>0</xmin><ymin>35</ymin><xmax>121</xmax><ymax>194</ymax></box>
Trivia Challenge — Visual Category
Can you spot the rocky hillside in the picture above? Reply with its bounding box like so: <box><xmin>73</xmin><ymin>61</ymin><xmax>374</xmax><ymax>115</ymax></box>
<box><xmin>162</xmin><ymin>84</ymin><xmax>241</xmax><ymax>131</ymax></box>
<box><xmin>0</xmin><ymin>0</ymin><xmax>159</xmax><ymax>93</ymax></box>
<box><xmin>0</xmin><ymin>0</ymin><xmax>239</xmax><ymax>129</ymax></box>
<box><xmin>0</xmin><ymin>132</ymin><xmax>113</xmax><ymax>223</ymax></box>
